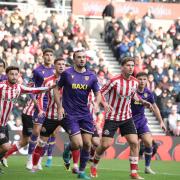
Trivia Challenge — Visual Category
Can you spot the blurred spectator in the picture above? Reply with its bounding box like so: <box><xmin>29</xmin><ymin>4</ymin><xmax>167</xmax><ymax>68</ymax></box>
<box><xmin>158</xmin><ymin>90</ymin><xmax>173</xmax><ymax>119</ymax></box>
<box><xmin>102</xmin><ymin>0</ymin><xmax>115</xmax><ymax>38</ymax></box>
<box><xmin>143</xmin><ymin>8</ymin><xmax>155</xmax><ymax>19</ymax></box>
<box><xmin>147</xmin><ymin>73</ymin><xmax>155</xmax><ymax>92</ymax></box>
<box><xmin>167</xmin><ymin>105</ymin><xmax>180</xmax><ymax>136</ymax></box>
<box><xmin>133</xmin><ymin>55</ymin><xmax>146</xmax><ymax>76</ymax></box>
<box><xmin>7</xmin><ymin>114</ymin><xmax>22</xmax><ymax>131</ymax></box>
<box><xmin>45</xmin><ymin>0</ymin><xmax>55</xmax><ymax>8</ymax></box>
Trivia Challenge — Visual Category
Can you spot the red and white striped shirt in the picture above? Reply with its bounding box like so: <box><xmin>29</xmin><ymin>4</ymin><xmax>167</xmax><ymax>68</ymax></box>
<box><xmin>23</xmin><ymin>98</ymin><xmax>35</xmax><ymax>116</ymax></box>
<box><xmin>38</xmin><ymin>75</ymin><xmax>61</xmax><ymax>120</ymax></box>
<box><xmin>88</xmin><ymin>91</ymin><xmax>96</xmax><ymax>121</ymax></box>
<box><xmin>101</xmin><ymin>74</ymin><xmax>139</xmax><ymax>121</ymax></box>
<box><xmin>0</xmin><ymin>80</ymin><xmax>49</xmax><ymax>127</ymax></box>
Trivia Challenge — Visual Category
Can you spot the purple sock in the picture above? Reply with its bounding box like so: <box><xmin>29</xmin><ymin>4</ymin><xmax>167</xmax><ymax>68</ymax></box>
<box><xmin>47</xmin><ymin>136</ymin><xmax>56</xmax><ymax>156</ymax></box>
<box><xmin>145</xmin><ymin>147</ymin><xmax>153</xmax><ymax>167</ymax></box>
<box><xmin>28</xmin><ymin>134</ymin><xmax>38</xmax><ymax>154</ymax></box>
<box><xmin>79</xmin><ymin>148</ymin><xmax>90</xmax><ymax>172</ymax></box>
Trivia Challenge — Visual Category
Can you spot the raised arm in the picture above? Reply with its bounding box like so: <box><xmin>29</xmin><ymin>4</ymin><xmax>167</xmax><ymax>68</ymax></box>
<box><xmin>133</xmin><ymin>92</ymin><xmax>153</xmax><ymax>111</ymax></box>
<box><xmin>20</xmin><ymin>84</ymin><xmax>50</xmax><ymax>94</ymax></box>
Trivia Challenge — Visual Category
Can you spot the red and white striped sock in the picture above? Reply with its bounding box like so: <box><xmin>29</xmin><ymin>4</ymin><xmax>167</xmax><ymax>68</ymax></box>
<box><xmin>4</xmin><ymin>144</ymin><xmax>19</xmax><ymax>159</ymax></box>
<box><xmin>129</xmin><ymin>156</ymin><xmax>138</xmax><ymax>174</ymax></box>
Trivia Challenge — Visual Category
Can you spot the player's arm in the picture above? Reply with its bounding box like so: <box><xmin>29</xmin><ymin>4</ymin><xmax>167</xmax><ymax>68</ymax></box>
<box><xmin>20</xmin><ymin>84</ymin><xmax>51</xmax><ymax>94</ymax></box>
<box><xmin>36</xmin><ymin>80</ymin><xmax>48</xmax><ymax>116</ymax></box>
<box><xmin>25</xmin><ymin>80</ymin><xmax>41</xmax><ymax>111</ymax></box>
<box><xmin>133</xmin><ymin>92</ymin><xmax>154</xmax><ymax>111</ymax></box>
<box><xmin>93</xmin><ymin>91</ymin><xmax>102</xmax><ymax>112</ymax></box>
<box><xmin>152</xmin><ymin>103</ymin><xmax>166</xmax><ymax>132</ymax></box>
<box><xmin>96</xmin><ymin>78</ymin><xmax>113</xmax><ymax>113</ymax></box>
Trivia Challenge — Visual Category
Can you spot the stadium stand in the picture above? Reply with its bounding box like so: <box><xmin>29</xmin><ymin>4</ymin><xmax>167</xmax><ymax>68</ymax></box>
<box><xmin>0</xmin><ymin>0</ymin><xmax>179</xmax><ymax>136</ymax></box>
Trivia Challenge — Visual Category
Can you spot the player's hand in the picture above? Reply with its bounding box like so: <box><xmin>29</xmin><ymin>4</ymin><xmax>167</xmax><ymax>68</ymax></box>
<box><xmin>160</xmin><ymin>122</ymin><xmax>167</xmax><ymax>132</ymax></box>
<box><xmin>94</xmin><ymin>102</ymin><xmax>100</xmax><ymax>113</ymax></box>
<box><xmin>38</xmin><ymin>110</ymin><xmax>45</xmax><ymax>118</ymax></box>
<box><xmin>57</xmin><ymin>107</ymin><xmax>65</xmax><ymax>120</ymax></box>
<box><xmin>142</xmin><ymin>100</ymin><xmax>154</xmax><ymax>111</ymax></box>
<box><xmin>48</xmin><ymin>83</ymin><xmax>57</xmax><ymax>90</ymax></box>
<box><xmin>104</xmin><ymin>103</ymin><xmax>113</xmax><ymax>113</ymax></box>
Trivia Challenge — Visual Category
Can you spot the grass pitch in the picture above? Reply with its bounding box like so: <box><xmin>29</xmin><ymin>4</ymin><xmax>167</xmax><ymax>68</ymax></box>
<box><xmin>0</xmin><ymin>156</ymin><xmax>179</xmax><ymax>180</ymax></box>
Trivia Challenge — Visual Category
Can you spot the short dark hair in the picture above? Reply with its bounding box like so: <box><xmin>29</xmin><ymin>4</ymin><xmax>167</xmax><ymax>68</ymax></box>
<box><xmin>0</xmin><ymin>58</ymin><xmax>5</xmax><ymax>68</ymax></box>
<box><xmin>42</xmin><ymin>48</ymin><xmax>54</xmax><ymax>55</ymax></box>
<box><xmin>136</xmin><ymin>72</ymin><xmax>148</xmax><ymax>78</ymax></box>
<box><xmin>54</xmin><ymin>57</ymin><xmax>65</xmax><ymax>64</ymax></box>
<box><xmin>6</xmin><ymin>66</ymin><xmax>19</xmax><ymax>74</ymax></box>
<box><xmin>121</xmin><ymin>57</ymin><xmax>135</xmax><ymax>66</ymax></box>
<box><xmin>73</xmin><ymin>49</ymin><xmax>85</xmax><ymax>59</ymax></box>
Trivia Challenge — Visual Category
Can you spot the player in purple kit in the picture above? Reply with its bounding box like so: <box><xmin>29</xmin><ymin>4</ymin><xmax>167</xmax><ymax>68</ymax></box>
<box><xmin>131</xmin><ymin>72</ymin><xmax>166</xmax><ymax>174</ymax></box>
<box><xmin>54</xmin><ymin>49</ymin><xmax>101</xmax><ymax>179</ymax></box>
<box><xmin>26</xmin><ymin>48</ymin><xmax>55</xmax><ymax>170</ymax></box>
<box><xmin>0</xmin><ymin>59</ymin><xmax>7</xmax><ymax>82</ymax></box>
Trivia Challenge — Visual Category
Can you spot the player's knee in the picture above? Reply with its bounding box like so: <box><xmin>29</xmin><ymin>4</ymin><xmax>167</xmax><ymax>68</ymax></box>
<box><xmin>129</xmin><ymin>141</ymin><xmax>139</xmax><ymax>149</ymax></box>
<box><xmin>101</xmin><ymin>142</ymin><xmax>111</xmax><ymax>150</ymax></box>
<box><xmin>71</xmin><ymin>141</ymin><xmax>83</xmax><ymax>149</ymax></box>
<box><xmin>83</xmin><ymin>141</ymin><xmax>92</xmax><ymax>150</ymax></box>
<box><xmin>92</xmin><ymin>138</ymin><xmax>100</xmax><ymax>147</ymax></box>
<box><xmin>32</xmin><ymin>130</ymin><xmax>40</xmax><ymax>136</ymax></box>
<box><xmin>3</xmin><ymin>143</ymin><xmax>11</xmax><ymax>152</ymax></box>
<box><xmin>20</xmin><ymin>141</ymin><xmax>28</xmax><ymax>147</ymax></box>
<box><xmin>92</xmin><ymin>141</ymin><xmax>100</xmax><ymax>147</ymax></box>
<box><xmin>38</xmin><ymin>138</ymin><xmax>47</xmax><ymax>147</ymax></box>
<box><xmin>144</xmin><ymin>141</ymin><xmax>152</xmax><ymax>148</ymax></box>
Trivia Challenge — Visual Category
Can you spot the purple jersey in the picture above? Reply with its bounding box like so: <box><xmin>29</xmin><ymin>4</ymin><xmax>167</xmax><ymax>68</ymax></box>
<box><xmin>33</xmin><ymin>65</ymin><xmax>54</xmax><ymax>108</ymax></box>
<box><xmin>57</xmin><ymin>67</ymin><xmax>99</xmax><ymax>117</ymax></box>
<box><xmin>33</xmin><ymin>65</ymin><xmax>54</xmax><ymax>87</ymax></box>
<box><xmin>0</xmin><ymin>74</ymin><xmax>7</xmax><ymax>82</ymax></box>
<box><xmin>131</xmin><ymin>87</ymin><xmax>155</xmax><ymax>118</ymax></box>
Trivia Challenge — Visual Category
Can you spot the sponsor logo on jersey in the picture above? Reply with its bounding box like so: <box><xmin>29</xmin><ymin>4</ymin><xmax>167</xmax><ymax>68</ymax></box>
<box><xmin>134</xmin><ymin>101</ymin><xmax>142</xmax><ymax>105</ymax></box>
<box><xmin>72</xmin><ymin>83</ymin><xmax>88</xmax><ymax>90</ymax></box>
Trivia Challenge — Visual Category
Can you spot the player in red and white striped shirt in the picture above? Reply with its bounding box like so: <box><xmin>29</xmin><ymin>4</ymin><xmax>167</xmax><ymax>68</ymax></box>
<box><xmin>91</xmin><ymin>57</ymin><xmax>152</xmax><ymax>179</ymax></box>
<box><xmin>0</xmin><ymin>66</ymin><xmax>52</xmax><ymax>162</ymax></box>
<box><xmin>2</xmin><ymin>97</ymin><xmax>36</xmax><ymax>166</ymax></box>
<box><xmin>31</xmin><ymin>57</ymin><xmax>66</xmax><ymax>171</ymax></box>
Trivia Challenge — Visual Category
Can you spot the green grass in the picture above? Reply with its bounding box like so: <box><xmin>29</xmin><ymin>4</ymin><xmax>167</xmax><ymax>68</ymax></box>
<box><xmin>0</xmin><ymin>156</ymin><xmax>180</xmax><ymax>180</ymax></box>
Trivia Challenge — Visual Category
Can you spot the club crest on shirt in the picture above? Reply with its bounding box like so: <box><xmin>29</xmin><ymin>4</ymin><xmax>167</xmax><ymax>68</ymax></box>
<box><xmin>42</xmin><ymin>70</ymin><xmax>45</xmax><ymax>74</ymax></box>
<box><xmin>85</xmin><ymin>76</ymin><xmax>89</xmax><ymax>81</ymax></box>
<box><xmin>71</xmin><ymin>75</ymin><xmax>74</xmax><ymax>79</ymax></box>
<box><xmin>144</xmin><ymin>93</ymin><xmax>148</xmax><ymax>98</ymax></box>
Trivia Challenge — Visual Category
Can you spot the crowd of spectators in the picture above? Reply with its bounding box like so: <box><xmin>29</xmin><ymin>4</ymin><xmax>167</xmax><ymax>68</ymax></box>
<box><xmin>104</xmin><ymin>10</ymin><xmax>180</xmax><ymax>135</ymax></box>
<box><xmin>0</xmin><ymin>7</ymin><xmax>110</xmax><ymax>130</ymax></box>
<box><xmin>0</xmin><ymin>2</ymin><xmax>179</xmax><ymax>136</ymax></box>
